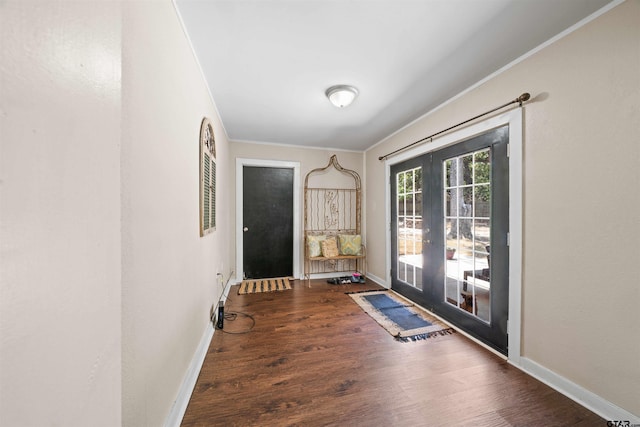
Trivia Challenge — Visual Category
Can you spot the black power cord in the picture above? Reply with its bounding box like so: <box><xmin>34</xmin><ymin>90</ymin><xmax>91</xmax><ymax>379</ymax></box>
<box><xmin>219</xmin><ymin>310</ymin><xmax>255</xmax><ymax>334</ymax></box>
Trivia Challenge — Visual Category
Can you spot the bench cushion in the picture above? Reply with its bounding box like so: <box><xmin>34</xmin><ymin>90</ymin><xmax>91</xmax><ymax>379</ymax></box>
<box><xmin>307</xmin><ymin>235</ymin><xmax>327</xmax><ymax>257</ymax></box>
<box><xmin>339</xmin><ymin>234</ymin><xmax>362</xmax><ymax>255</ymax></box>
<box><xmin>321</xmin><ymin>237</ymin><xmax>339</xmax><ymax>257</ymax></box>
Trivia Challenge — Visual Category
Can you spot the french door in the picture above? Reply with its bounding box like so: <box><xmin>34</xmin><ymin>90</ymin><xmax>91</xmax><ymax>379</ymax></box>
<box><xmin>391</xmin><ymin>126</ymin><xmax>509</xmax><ymax>354</ymax></box>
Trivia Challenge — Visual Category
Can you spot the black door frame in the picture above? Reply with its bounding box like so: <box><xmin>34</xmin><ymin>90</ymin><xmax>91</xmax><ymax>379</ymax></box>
<box><xmin>384</xmin><ymin>111</ymin><xmax>523</xmax><ymax>361</ymax></box>
<box><xmin>235</xmin><ymin>158</ymin><xmax>301</xmax><ymax>283</ymax></box>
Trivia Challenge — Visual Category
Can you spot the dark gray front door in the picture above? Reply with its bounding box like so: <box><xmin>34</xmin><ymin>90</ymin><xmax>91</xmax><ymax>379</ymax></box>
<box><xmin>391</xmin><ymin>126</ymin><xmax>510</xmax><ymax>354</ymax></box>
<box><xmin>243</xmin><ymin>166</ymin><xmax>294</xmax><ymax>279</ymax></box>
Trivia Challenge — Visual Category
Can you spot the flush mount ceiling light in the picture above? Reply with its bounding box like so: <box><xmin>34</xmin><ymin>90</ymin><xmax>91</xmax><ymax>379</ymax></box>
<box><xmin>325</xmin><ymin>85</ymin><xmax>358</xmax><ymax>108</ymax></box>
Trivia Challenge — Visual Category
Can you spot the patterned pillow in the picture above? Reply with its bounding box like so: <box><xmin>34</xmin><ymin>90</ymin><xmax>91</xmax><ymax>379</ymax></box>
<box><xmin>307</xmin><ymin>235</ymin><xmax>326</xmax><ymax>258</ymax></box>
<box><xmin>321</xmin><ymin>237</ymin><xmax>339</xmax><ymax>258</ymax></box>
<box><xmin>338</xmin><ymin>234</ymin><xmax>362</xmax><ymax>255</ymax></box>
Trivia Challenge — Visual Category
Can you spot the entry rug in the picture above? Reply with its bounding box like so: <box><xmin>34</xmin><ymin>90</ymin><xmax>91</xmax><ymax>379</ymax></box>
<box><xmin>348</xmin><ymin>290</ymin><xmax>455</xmax><ymax>342</ymax></box>
<box><xmin>238</xmin><ymin>277</ymin><xmax>292</xmax><ymax>295</ymax></box>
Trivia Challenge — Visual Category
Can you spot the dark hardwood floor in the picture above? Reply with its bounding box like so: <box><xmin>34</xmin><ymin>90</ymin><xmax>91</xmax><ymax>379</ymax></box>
<box><xmin>181</xmin><ymin>280</ymin><xmax>604</xmax><ymax>427</ymax></box>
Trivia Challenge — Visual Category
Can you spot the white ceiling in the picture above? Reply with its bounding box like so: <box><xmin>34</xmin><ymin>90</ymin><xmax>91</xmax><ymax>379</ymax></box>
<box><xmin>175</xmin><ymin>0</ymin><xmax>613</xmax><ymax>152</ymax></box>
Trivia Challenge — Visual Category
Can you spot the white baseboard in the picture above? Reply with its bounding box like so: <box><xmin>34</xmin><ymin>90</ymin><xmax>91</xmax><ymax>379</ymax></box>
<box><xmin>305</xmin><ymin>272</ymin><xmax>387</xmax><ymax>284</ymax></box>
<box><xmin>306</xmin><ymin>272</ymin><xmax>353</xmax><ymax>280</ymax></box>
<box><xmin>364</xmin><ymin>272</ymin><xmax>388</xmax><ymax>288</ymax></box>
<box><xmin>515</xmin><ymin>357</ymin><xmax>639</xmax><ymax>423</ymax></box>
<box><xmin>164</xmin><ymin>323</ymin><xmax>214</xmax><ymax>427</ymax></box>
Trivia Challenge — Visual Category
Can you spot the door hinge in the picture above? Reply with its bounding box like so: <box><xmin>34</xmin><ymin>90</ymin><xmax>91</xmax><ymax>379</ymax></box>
<box><xmin>507</xmin><ymin>232</ymin><xmax>510</xmax><ymax>246</ymax></box>
<box><xmin>507</xmin><ymin>143</ymin><xmax>510</xmax><ymax>158</ymax></box>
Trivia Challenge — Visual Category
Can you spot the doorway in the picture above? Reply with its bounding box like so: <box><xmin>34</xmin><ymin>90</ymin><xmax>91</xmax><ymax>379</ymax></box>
<box><xmin>390</xmin><ymin>125</ymin><xmax>510</xmax><ymax>354</ymax></box>
<box><xmin>235</xmin><ymin>159</ymin><xmax>301</xmax><ymax>282</ymax></box>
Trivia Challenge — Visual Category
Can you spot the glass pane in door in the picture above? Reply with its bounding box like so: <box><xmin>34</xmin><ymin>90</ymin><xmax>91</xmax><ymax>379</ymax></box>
<box><xmin>444</xmin><ymin>148</ymin><xmax>491</xmax><ymax>322</ymax></box>
<box><xmin>396</xmin><ymin>167</ymin><xmax>423</xmax><ymax>289</ymax></box>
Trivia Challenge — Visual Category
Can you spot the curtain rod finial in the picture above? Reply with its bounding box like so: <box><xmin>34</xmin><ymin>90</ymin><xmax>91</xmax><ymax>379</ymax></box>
<box><xmin>518</xmin><ymin>93</ymin><xmax>531</xmax><ymax>104</ymax></box>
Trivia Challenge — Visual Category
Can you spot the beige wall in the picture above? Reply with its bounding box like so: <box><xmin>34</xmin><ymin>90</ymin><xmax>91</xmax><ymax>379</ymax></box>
<box><xmin>365</xmin><ymin>0</ymin><xmax>639</xmax><ymax>416</ymax></box>
<box><xmin>1</xmin><ymin>0</ymin><xmax>231</xmax><ymax>426</ymax></box>
<box><xmin>230</xmin><ymin>142</ymin><xmax>363</xmax><ymax>279</ymax></box>
<box><xmin>121</xmin><ymin>1</ymin><xmax>230</xmax><ymax>426</ymax></box>
<box><xmin>1</xmin><ymin>1</ymin><xmax>123</xmax><ymax>425</ymax></box>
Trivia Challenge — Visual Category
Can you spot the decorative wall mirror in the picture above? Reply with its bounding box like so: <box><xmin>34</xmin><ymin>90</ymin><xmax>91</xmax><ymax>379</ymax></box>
<box><xmin>199</xmin><ymin>117</ymin><xmax>216</xmax><ymax>236</ymax></box>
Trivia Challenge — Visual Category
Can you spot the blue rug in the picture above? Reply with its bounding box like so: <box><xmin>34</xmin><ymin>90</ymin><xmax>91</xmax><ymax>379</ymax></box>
<box><xmin>362</xmin><ymin>294</ymin><xmax>433</xmax><ymax>330</ymax></box>
<box><xmin>348</xmin><ymin>290</ymin><xmax>455</xmax><ymax>342</ymax></box>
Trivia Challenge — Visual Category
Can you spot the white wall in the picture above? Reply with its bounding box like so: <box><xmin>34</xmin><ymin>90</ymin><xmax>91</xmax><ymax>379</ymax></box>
<box><xmin>1</xmin><ymin>1</ymin><xmax>123</xmax><ymax>425</ymax></box>
<box><xmin>121</xmin><ymin>1</ymin><xmax>230</xmax><ymax>426</ymax></box>
<box><xmin>365</xmin><ymin>0</ymin><xmax>639</xmax><ymax>418</ymax></box>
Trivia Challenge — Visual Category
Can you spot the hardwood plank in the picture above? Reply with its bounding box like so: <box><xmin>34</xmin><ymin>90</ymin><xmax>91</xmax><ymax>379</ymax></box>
<box><xmin>181</xmin><ymin>280</ymin><xmax>604</xmax><ymax>426</ymax></box>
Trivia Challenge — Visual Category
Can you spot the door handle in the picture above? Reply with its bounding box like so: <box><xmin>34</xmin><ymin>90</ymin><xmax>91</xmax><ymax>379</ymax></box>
<box><xmin>243</xmin><ymin>227</ymin><xmax>249</xmax><ymax>232</ymax></box>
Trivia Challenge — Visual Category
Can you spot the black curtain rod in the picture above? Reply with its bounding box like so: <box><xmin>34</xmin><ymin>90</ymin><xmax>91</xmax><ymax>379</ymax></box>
<box><xmin>378</xmin><ymin>92</ymin><xmax>531</xmax><ymax>161</ymax></box>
